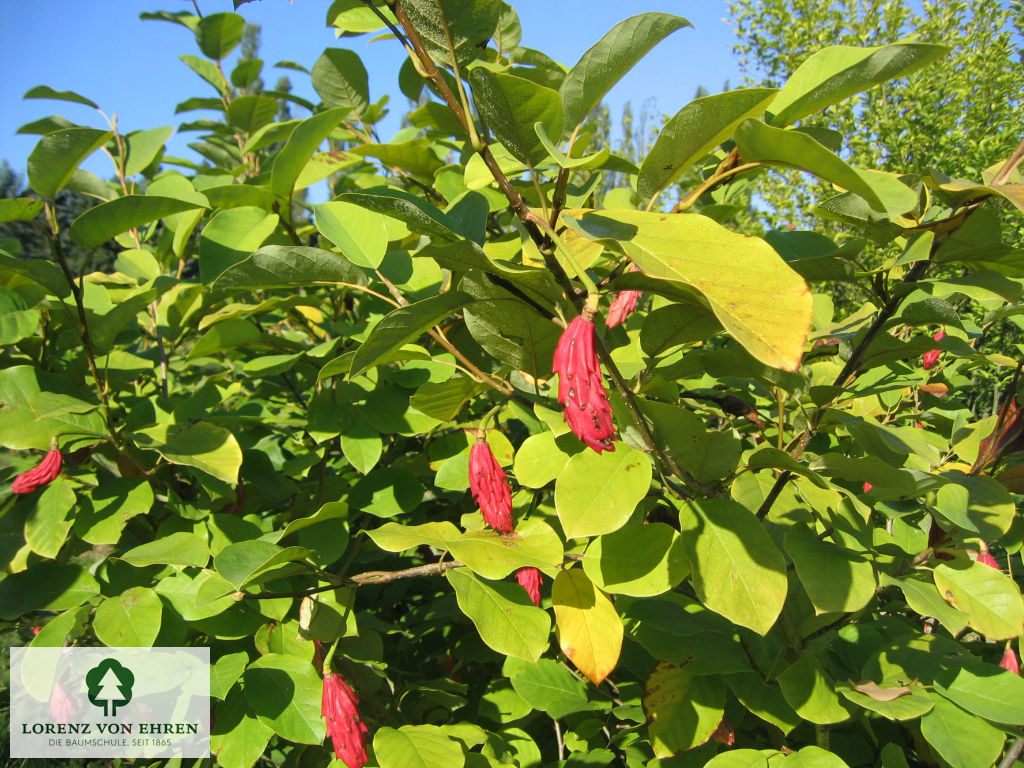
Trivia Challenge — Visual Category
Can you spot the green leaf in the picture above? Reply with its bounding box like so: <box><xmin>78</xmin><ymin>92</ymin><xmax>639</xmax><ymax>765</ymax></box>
<box><xmin>28</xmin><ymin>128</ymin><xmax>112</xmax><ymax>199</ymax></box>
<box><xmin>0</xmin><ymin>366</ymin><xmax>107</xmax><ymax>450</ymax></box>
<box><xmin>212</xmin><ymin>687</ymin><xmax>274</xmax><ymax>768</ymax></box>
<box><xmin>338</xmin><ymin>188</ymin><xmax>460</xmax><ymax>241</ymax></box>
<box><xmin>124</xmin><ymin>126</ymin><xmax>174</xmax><ymax>176</ymax></box>
<box><xmin>69</xmin><ymin>195</ymin><xmax>205</xmax><ymax>249</ymax></box>
<box><xmin>777</xmin><ymin>655</ymin><xmax>852</xmax><ymax>725</ymax></box>
<box><xmin>23</xmin><ymin>84</ymin><xmax>99</xmax><ymax>109</ymax></box>
<box><xmin>447</xmin><ymin>568</ymin><xmax>550</xmax><ymax>662</ymax></box>
<box><xmin>933</xmin><ymin>561</ymin><xmax>1024</xmax><ymax>641</ymax></box>
<box><xmin>121</xmin><ymin>532</ymin><xmax>210</xmax><ymax>568</ymax></box>
<box><xmin>919</xmin><ymin>696</ymin><xmax>1004</xmax><ymax>768</ymax></box>
<box><xmin>243</xmin><ymin>654</ymin><xmax>326</xmax><ymax>744</ymax></box>
<box><xmin>934</xmin><ymin>665</ymin><xmax>1024</xmax><ymax>725</ymax></box>
<box><xmin>0</xmin><ymin>563</ymin><xmax>100</xmax><ymax>620</ymax></box>
<box><xmin>215</xmin><ymin>540</ymin><xmax>312</xmax><ymax>590</ymax></box>
<box><xmin>880</xmin><ymin>574</ymin><xmax>969</xmax><ymax>636</ymax></box>
<box><xmin>783</xmin><ymin>747</ymin><xmax>853</xmax><ymax>768</ymax></box>
<box><xmin>509</xmin><ymin>658</ymin><xmax>605</xmax><ymax>719</ymax></box>
<box><xmin>554</xmin><ymin>444</ymin><xmax>652</xmax><ymax>539</ymax></box>
<box><xmin>93</xmin><ymin>587</ymin><xmax>163</xmax><ymax>647</ymax></box>
<box><xmin>340</xmin><ymin>417</ymin><xmax>382</xmax><ymax>474</ymax></box>
<box><xmin>374</xmin><ymin>725</ymin><xmax>466</xmax><ymax>768</ymax></box>
<box><xmin>784</xmin><ymin>523</ymin><xmax>875</xmax><ymax>614</ymax></box>
<box><xmin>640</xmin><ymin>399</ymin><xmax>740</xmax><ymax>484</ymax></box>
<box><xmin>132</xmin><ymin>421</ymin><xmax>243</xmax><ymax>484</ymax></box>
<box><xmin>271</xmin><ymin>108</ymin><xmax>351</xmax><ymax>199</ymax></box>
<box><xmin>198</xmin><ymin>206</ymin><xmax>279</xmax><ymax>283</ymax></box>
<box><xmin>0</xmin><ymin>197</ymin><xmax>44</xmax><ymax>224</ymax></box>
<box><xmin>226</xmin><ymin>95</ymin><xmax>278</xmax><ymax>134</ymax></box>
<box><xmin>367</xmin><ymin>521</ymin><xmax>461</xmax><ymax>553</ymax></box>
<box><xmin>770</xmin><ymin>43</ymin><xmax>948</xmax><ymax>127</ymax></box>
<box><xmin>564</xmin><ymin>210</ymin><xmax>812</xmax><ymax>371</ymax></box>
<box><xmin>835</xmin><ymin>680</ymin><xmax>934</xmax><ymax>721</ymax></box>
<box><xmin>704</xmin><ymin>751</ymin><xmax>774</xmax><ymax>768</ymax></box>
<box><xmin>460</xmin><ymin>271</ymin><xmax>561</xmax><ymax>379</ymax></box>
<box><xmin>513</xmin><ymin>431</ymin><xmax>576</xmax><ymax>489</ymax></box>
<box><xmin>583</xmin><ymin>522</ymin><xmax>689</xmax><ymax>596</ymax></box>
<box><xmin>349</xmin><ymin>292</ymin><xmax>474</xmax><ymax>378</ymax></box>
<box><xmin>231</xmin><ymin>58</ymin><xmax>263</xmax><ymax>88</ymax></box>
<box><xmin>195</xmin><ymin>12</ymin><xmax>245</xmax><ymax>59</ymax></box>
<box><xmin>449</xmin><ymin>519</ymin><xmax>564</xmax><ymax>580</ymax></box>
<box><xmin>401</xmin><ymin>0</ymin><xmax>502</xmax><ymax>67</ymax></box>
<box><xmin>411</xmin><ymin>376</ymin><xmax>484</xmax><ymax>422</ymax></box>
<box><xmin>678</xmin><ymin>498</ymin><xmax>788</xmax><ymax>635</ymax></box>
<box><xmin>734</xmin><ymin>119</ymin><xmax>917</xmax><ymax>214</ymax></box>
<box><xmin>644</xmin><ymin>661</ymin><xmax>725</xmax><ymax>757</ymax></box>
<box><xmin>314</xmin><ymin>200</ymin><xmax>388</xmax><ymax>269</ymax></box>
<box><xmin>215</xmin><ymin>245</ymin><xmax>369</xmax><ymax>290</ymax></box>
<box><xmin>552</xmin><ymin>568</ymin><xmax>623</xmax><ymax>684</ymax></box>
<box><xmin>179</xmin><ymin>54</ymin><xmax>228</xmax><ymax>95</ymax></box>
<box><xmin>638</xmin><ymin>88</ymin><xmax>777</xmax><ymax>201</ymax></box>
<box><xmin>23</xmin><ymin>478</ymin><xmax>76</xmax><ymax>558</ymax></box>
<box><xmin>470</xmin><ymin>70</ymin><xmax>562</xmax><ymax>166</ymax></box>
<box><xmin>311</xmin><ymin>48</ymin><xmax>369</xmax><ymax>115</ymax></box>
<box><xmin>560</xmin><ymin>13</ymin><xmax>691</xmax><ymax>132</ymax></box>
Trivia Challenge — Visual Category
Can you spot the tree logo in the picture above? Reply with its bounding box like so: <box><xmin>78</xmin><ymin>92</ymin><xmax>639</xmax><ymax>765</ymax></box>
<box><xmin>85</xmin><ymin>659</ymin><xmax>134</xmax><ymax>716</ymax></box>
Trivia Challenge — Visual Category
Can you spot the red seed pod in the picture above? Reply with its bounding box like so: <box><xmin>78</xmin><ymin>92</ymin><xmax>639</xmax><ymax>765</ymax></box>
<box><xmin>862</xmin><ymin>481</ymin><xmax>873</xmax><ymax>493</ymax></box>
<box><xmin>606</xmin><ymin>266</ymin><xmax>643</xmax><ymax>329</ymax></box>
<box><xmin>922</xmin><ymin>330</ymin><xmax>945</xmax><ymax>370</ymax></box>
<box><xmin>469</xmin><ymin>439</ymin><xmax>514</xmax><ymax>533</ymax></box>
<box><xmin>553</xmin><ymin>312</ymin><xmax>616</xmax><ymax>453</ymax></box>
<box><xmin>977</xmin><ymin>542</ymin><xmax>1000</xmax><ymax>570</ymax></box>
<box><xmin>49</xmin><ymin>681</ymin><xmax>75</xmax><ymax>725</ymax></box>
<box><xmin>11</xmin><ymin>449</ymin><xmax>63</xmax><ymax>494</ymax></box>
<box><xmin>516</xmin><ymin>567</ymin><xmax>543</xmax><ymax>607</ymax></box>
<box><xmin>710</xmin><ymin>717</ymin><xmax>735</xmax><ymax>746</ymax></box>
<box><xmin>998</xmin><ymin>646</ymin><xmax>1020</xmax><ymax>675</ymax></box>
<box><xmin>322</xmin><ymin>672</ymin><xmax>369</xmax><ymax>768</ymax></box>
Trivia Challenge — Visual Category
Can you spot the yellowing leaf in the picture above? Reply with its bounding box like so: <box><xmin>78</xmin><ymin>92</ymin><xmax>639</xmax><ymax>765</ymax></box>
<box><xmin>552</xmin><ymin>568</ymin><xmax>622</xmax><ymax>684</ymax></box>
<box><xmin>563</xmin><ymin>210</ymin><xmax>812</xmax><ymax>371</ymax></box>
<box><xmin>644</xmin><ymin>661</ymin><xmax>725</xmax><ymax>757</ymax></box>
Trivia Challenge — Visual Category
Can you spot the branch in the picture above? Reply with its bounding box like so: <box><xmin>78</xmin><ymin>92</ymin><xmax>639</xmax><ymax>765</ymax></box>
<box><xmin>239</xmin><ymin>560</ymin><xmax>466</xmax><ymax>599</ymax></box>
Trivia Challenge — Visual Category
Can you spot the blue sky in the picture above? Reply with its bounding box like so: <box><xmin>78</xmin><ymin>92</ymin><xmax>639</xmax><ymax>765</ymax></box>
<box><xmin>0</xmin><ymin>1</ymin><xmax>744</xmax><ymax>183</ymax></box>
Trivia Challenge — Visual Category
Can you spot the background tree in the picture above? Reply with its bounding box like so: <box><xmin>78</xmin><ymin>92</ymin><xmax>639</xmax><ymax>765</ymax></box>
<box><xmin>729</xmin><ymin>0</ymin><xmax>1024</xmax><ymax>232</ymax></box>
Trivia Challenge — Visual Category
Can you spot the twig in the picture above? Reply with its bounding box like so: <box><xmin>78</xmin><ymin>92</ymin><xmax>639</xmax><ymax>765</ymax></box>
<box><xmin>992</xmin><ymin>136</ymin><xmax>1024</xmax><ymax>185</ymax></box>
<box><xmin>239</xmin><ymin>561</ymin><xmax>466</xmax><ymax>599</ymax></box>
<box><xmin>998</xmin><ymin>738</ymin><xmax>1024</xmax><ymax>768</ymax></box>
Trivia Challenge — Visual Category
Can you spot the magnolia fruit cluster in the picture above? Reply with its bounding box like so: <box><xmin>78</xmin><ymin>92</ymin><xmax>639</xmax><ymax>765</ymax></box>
<box><xmin>467</xmin><ymin>437</ymin><xmax>543</xmax><ymax>606</ymax></box>
<box><xmin>322</xmin><ymin>672</ymin><xmax>368</xmax><ymax>768</ymax></box>
<box><xmin>469</xmin><ymin>439</ymin><xmax>514</xmax><ymax>533</ymax></box>
<box><xmin>11</xmin><ymin>449</ymin><xmax>62</xmax><ymax>494</ymax></box>
<box><xmin>553</xmin><ymin>309</ymin><xmax>616</xmax><ymax>453</ymax></box>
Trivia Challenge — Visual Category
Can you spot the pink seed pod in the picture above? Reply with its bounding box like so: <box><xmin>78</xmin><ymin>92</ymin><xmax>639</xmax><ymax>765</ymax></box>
<box><xmin>322</xmin><ymin>672</ymin><xmax>369</xmax><ymax>768</ymax></box>
<box><xmin>862</xmin><ymin>481</ymin><xmax>873</xmax><ymax>493</ymax></box>
<box><xmin>11</xmin><ymin>449</ymin><xmax>63</xmax><ymax>494</ymax></box>
<box><xmin>998</xmin><ymin>646</ymin><xmax>1020</xmax><ymax>675</ymax></box>
<box><xmin>469</xmin><ymin>439</ymin><xmax>514</xmax><ymax>533</ymax></box>
<box><xmin>605</xmin><ymin>266</ymin><xmax>642</xmax><ymax>329</ymax></box>
<box><xmin>553</xmin><ymin>313</ymin><xmax>616</xmax><ymax>453</ymax></box>
<box><xmin>516</xmin><ymin>567</ymin><xmax>543</xmax><ymax>607</ymax></box>
<box><xmin>977</xmin><ymin>543</ymin><xmax>1000</xmax><ymax>570</ymax></box>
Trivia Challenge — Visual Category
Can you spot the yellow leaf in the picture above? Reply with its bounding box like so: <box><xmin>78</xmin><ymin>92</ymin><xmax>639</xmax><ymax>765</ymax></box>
<box><xmin>552</xmin><ymin>568</ymin><xmax>622</xmax><ymax>684</ymax></box>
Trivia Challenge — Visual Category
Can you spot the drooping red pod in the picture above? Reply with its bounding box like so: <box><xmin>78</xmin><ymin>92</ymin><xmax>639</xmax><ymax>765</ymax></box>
<box><xmin>999</xmin><ymin>646</ymin><xmax>1020</xmax><ymax>675</ymax></box>
<box><xmin>516</xmin><ymin>567</ymin><xmax>543</xmax><ymax>607</ymax></box>
<box><xmin>552</xmin><ymin>310</ymin><xmax>616</xmax><ymax>453</ymax></box>
<box><xmin>977</xmin><ymin>542</ymin><xmax>1000</xmax><ymax>570</ymax></box>
<box><xmin>322</xmin><ymin>672</ymin><xmax>369</xmax><ymax>768</ymax></box>
<box><xmin>11</xmin><ymin>449</ymin><xmax>63</xmax><ymax>494</ymax></box>
<box><xmin>605</xmin><ymin>265</ymin><xmax>642</xmax><ymax>329</ymax></box>
<box><xmin>469</xmin><ymin>438</ymin><xmax>514</xmax><ymax>533</ymax></box>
